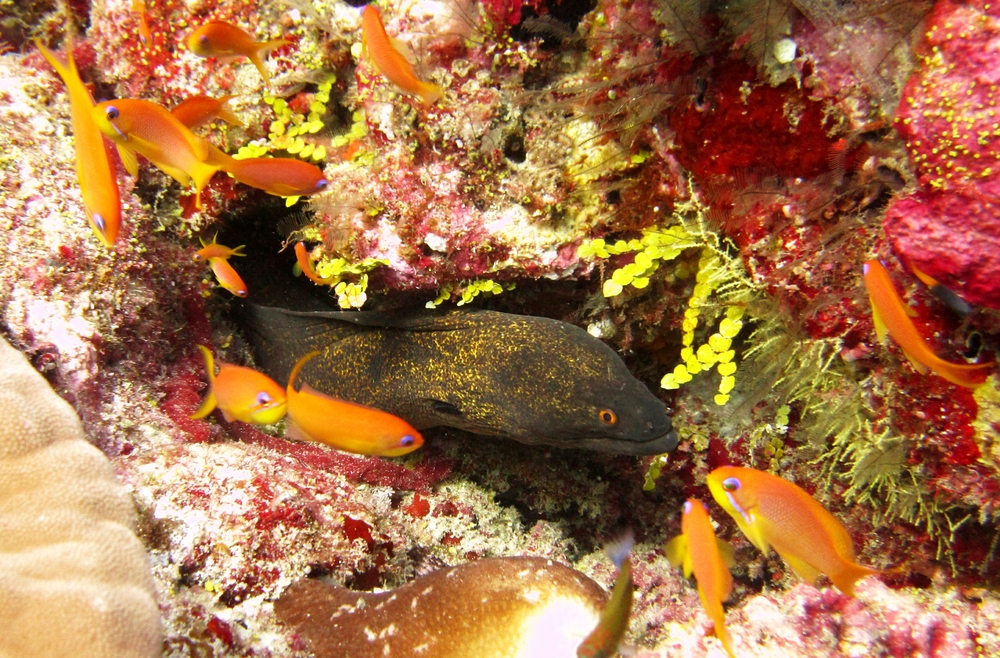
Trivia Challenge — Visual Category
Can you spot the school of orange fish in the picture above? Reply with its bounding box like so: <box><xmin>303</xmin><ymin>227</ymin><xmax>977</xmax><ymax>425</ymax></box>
<box><xmin>34</xmin><ymin>3</ymin><xmax>998</xmax><ymax>657</ymax></box>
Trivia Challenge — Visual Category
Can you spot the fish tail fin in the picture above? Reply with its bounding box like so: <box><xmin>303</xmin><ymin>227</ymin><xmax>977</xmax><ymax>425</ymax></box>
<box><xmin>713</xmin><ymin>612</ymin><xmax>736</xmax><ymax>658</ymax></box>
<box><xmin>190</xmin><ymin>345</ymin><xmax>217</xmax><ymax>419</ymax></box>
<box><xmin>250</xmin><ymin>39</ymin><xmax>290</xmax><ymax>86</ymax></box>
<box><xmin>605</xmin><ymin>529</ymin><xmax>634</xmax><ymax>569</ymax></box>
<box><xmin>830</xmin><ymin>561</ymin><xmax>881</xmax><ymax>597</ymax></box>
<box><xmin>287</xmin><ymin>350</ymin><xmax>322</xmax><ymax>393</ymax></box>
<box><xmin>215</xmin><ymin>103</ymin><xmax>244</xmax><ymax>128</ymax></box>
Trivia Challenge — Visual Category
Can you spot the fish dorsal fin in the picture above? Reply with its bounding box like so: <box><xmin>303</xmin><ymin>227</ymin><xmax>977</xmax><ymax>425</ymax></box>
<box><xmin>117</xmin><ymin>144</ymin><xmax>140</xmax><ymax>177</ymax></box>
<box><xmin>280</xmin><ymin>307</ymin><xmax>487</xmax><ymax>332</ymax></box>
<box><xmin>779</xmin><ymin>551</ymin><xmax>822</xmax><ymax>587</ymax></box>
<box><xmin>284</xmin><ymin>415</ymin><xmax>313</xmax><ymax>443</ymax></box>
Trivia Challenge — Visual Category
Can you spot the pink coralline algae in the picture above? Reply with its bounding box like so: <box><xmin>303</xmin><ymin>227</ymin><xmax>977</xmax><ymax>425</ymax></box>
<box><xmin>886</xmin><ymin>0</ymin><xmax>1000</xmax><ymax>309</ymax></box>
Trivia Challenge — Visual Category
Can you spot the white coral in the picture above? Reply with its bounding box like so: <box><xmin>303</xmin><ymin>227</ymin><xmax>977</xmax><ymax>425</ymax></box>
<box><xmin>0</xmin><ymin>337</ymin><xmax>161</xmax><ymax>658</ymax></box>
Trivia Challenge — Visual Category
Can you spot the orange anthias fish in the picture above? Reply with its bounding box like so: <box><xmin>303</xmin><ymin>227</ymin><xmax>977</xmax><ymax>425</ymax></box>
<box><xmin>665</xmin><ymin>499</ymin><xmax>736</xmax><ymax>658</ymax></box>
<box><xmin>171</xmin><ymin>94</ymin><xmax>244</xmax><ymax>129</ymax></box>
<box><xmin>194</xmin><ymin>234</ymin><xmax>245</xmax><ymax>261</ymax></box>
<box><xmin>187</xmin><ymin>21</ymin><xmax>290</xmax><ymax>86</ymax></box>
<box><xmin>35</xmin><ymin>40</ymin><xmax>122</xmax><ymax>247</ymax></box>
<box><xmin>361</xmin><ymin>5</ymin><xmax>443</xmax><ymax>106</ymax></box>
<box><xmin>295</xmin><ymin>241</ymin><xmax>336</xmax><ymax>285</ymax></box>
<box><xmin>707</xmin><ymin>466</ymin><xmax>880</xmax><ymax>597</ymax></box>
<box><xmin>577</xmin><ymin>532</ymin><xmax>634</xmax><ymax>658</ymax></box>
<box><xmin>190</xmin><ymin>344</ymin><xmax>286</xmax><ymax>424</ymax></box>
<box><xmin>285</xmin><ymin>351</ymin><xmax>424</xmax><ymax>456</ymax></box>
<box><xmin>863</xmin><ymin>260</ymin><xmax>991</xmax><ymax>388</ymax></box>
<box><xmin>92</xmin><ymin>98</ymin><xmax>219</xmax><ymax>209</ymax></box>
<box><xmin>131</xmin><ymin>0</ymin><xmax>152</xmax><ymax>45</ymax></box>
<box><xmin>209</xmin><ymin>256</ymin><xmax>248</xmax><ymax>297</ymax></box>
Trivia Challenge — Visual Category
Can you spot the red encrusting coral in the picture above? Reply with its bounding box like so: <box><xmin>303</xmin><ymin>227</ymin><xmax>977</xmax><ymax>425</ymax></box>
<box><xmin>886</xmin><ymin>0</ymin><xmax>1000</xmax><ymax>309</ymax></box>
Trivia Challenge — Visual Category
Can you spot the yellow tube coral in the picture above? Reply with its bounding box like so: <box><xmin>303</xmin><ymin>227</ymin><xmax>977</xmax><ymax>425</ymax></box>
<box><xmin>0</xmin><ymin>337</ymin><xmax>161</xmax><ymax>658</ymax></box>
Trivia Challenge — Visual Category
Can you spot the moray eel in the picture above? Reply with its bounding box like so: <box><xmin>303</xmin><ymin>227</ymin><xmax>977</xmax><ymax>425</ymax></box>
<box><xmin>274</xmin><ymin>557</ymin><xmax>609</xmax><ymax>658</ymax></box>
<box><xmin>241</xmin><ymin>303</ymin><xmax>677</xmax><ymax>454</ymax></box>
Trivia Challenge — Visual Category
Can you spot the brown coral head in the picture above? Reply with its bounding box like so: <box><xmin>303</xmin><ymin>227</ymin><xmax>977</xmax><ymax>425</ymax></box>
<box><xmin>275</xmin><ymin>556</ymin><xmax>609</xmax><ymax>657</ymax></box>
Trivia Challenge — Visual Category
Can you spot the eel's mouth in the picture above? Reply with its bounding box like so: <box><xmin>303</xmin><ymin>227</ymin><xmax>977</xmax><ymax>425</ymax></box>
<box><xmin>559</xmin><ymin>428</ymin><xmax>680</xmax><ymax>455</ymax></box>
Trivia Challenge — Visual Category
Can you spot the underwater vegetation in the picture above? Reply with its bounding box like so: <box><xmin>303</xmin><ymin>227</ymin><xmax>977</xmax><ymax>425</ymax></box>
<box><xmin>1</xmin><ymin>0</ymin><xmax>1000</xmax><ymax>656</ymax></box>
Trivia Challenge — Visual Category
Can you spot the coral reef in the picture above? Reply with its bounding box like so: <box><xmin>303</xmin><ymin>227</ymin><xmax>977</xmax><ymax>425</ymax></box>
<box><xmin>0</xmin><ymin>336</ymin><xmax>161</xmax><ymax>657</ymax></box>
<box><xmin>1</xmin><ymin>0</ymin><xmax>999</xmax><ymax>656</ymax></box>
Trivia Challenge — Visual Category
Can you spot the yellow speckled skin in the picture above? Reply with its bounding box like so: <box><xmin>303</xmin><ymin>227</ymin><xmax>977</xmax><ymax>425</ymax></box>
<box><xmin>243</xmin><ymin>304</ymin><xmax>678</xmax><ymax>454</ymax></box>
<box><xmin>275</xmin><ymin>557</ymin><xmax>607</xmax><ymax>658</ymax></box>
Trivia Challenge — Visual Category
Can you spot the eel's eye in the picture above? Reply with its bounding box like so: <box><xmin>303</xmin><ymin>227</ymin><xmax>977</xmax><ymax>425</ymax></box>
<box><xmin>105</xmin><ymin>106</ymin><xmax>119</xmax><ymax>121</ymax></box>
<box><xmin>722</xmin><ymin>477</ymin><xmax>740</xmax><ymax>492</ymax></box>
<box><xmin>598</xmin><ymin>409</ymin><xmax>617</xmax><ymax>426</ymax></box>
<box><xmin>400</xmin><ymin>434</ymin><xmax>415</xmax><ymax>447</ymax></box>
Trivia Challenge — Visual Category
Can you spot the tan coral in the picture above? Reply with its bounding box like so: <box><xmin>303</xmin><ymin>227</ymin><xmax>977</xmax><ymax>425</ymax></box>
<box><xmin>0</xmin><ymin>337</ymin><xmax>162</xmax><ymax>658</ymax></box>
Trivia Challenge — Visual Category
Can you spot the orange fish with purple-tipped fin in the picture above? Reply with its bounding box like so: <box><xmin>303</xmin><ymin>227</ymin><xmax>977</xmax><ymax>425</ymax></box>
<box><xmin>206</xmin><ymin>147</ymin><xmax>328</xmax><ymax>197</ymax></box>
<box><xmin>187</xmin><ymin>21</ymin><xmax>290</xmax><ymax>86</ymax></box>
<box><xmin>708</xmin><ymin>466</ymin><xmax>880</xmax><ymax>596</ymax></box>
<box><xmin>665</xmin><ymin>499</ymin><xmax>736</xmax><ymax>657</ymax></box>
<box><xmin>863</xmin><ymin>260</ymin><xmax>991</xmax><ymax>388</ymax></box>
<box><xmin>190</xmin><ymin>345</ymin><xmax>286</xmax><ymax>424</ymax></box>
<box><xmin>285</xmin><ymin>351</ymin><xmax>423</xmax><ymax>456</ymax></box>
<box><xmin>295</xmin><ymin>242</ymin><xmax>336</xmax><ymax>285</ymax></box>
<box><xmin>92</xmin><ymin>98</ymin><xmax>219</xmax><ymax>209</ymax></box>
<box><xmin>35</xmin><ymin>39</ymin><xmax>122</xmax><ymax>246</ymax></box>
<box><xmin>361</xmin><ymin>5</ymin><xmax>443</xmax><ymax>106</ymax></box>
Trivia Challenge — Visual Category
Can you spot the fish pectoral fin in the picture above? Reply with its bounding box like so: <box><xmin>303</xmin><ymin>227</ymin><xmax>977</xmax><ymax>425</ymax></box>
<box><xmin>734</xmin><ymin>514</ymin><xmax>771</xmax><ymax>556</ymax></box>
<box><xmin>664</xmin><ymin>535</ymin><xmax>687</xmax><ymax>570</ymax></box>
<box><xmin>717</xmin><ymin>538</ymin><xmax>736</xmax><ymax>569</ymax></box>
<box><xmin>901</xmin><ymin>349</ymin><xmax>930</xmax><ymax>375</ymax></box>
<box><xmin>869</xmin><ymin>297</ymin><xmax>888</xmax><ymax>343</ymax></box>
<box><xmin>428</xmin><ymin>399</ymin><xmax>462</xmax><ymax>416</ymax></box>
<box><xmin>779</xmin><ymin>551</ymin><xmax>822</xmax><ymax>587</ymax></box>
<box><xmin>285</xmin><ymin>416</ymin><xmax>315</xmax><ymax>444</ymax></box>
<box><xmin>116</xmin><ymin>144</ymin><xmax>140</xmax><ymax>177</ymax></box>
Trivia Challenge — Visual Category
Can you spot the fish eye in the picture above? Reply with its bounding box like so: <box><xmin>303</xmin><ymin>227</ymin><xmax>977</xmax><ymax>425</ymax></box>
<box><xmin>92</xmin><ymin>213</ymin><xmax>106</xmax><ymax>231</ymax></box>
<box><xmin>598</xmin><ymin>409</ymin><xmax>617</xmax><ymax>426</ymax></box>
<box><xmin>105</xmin><ymin>106</ymin><xmax>119</xmax><ymax>121</ymax></box>
<box><xmin>722</xmin><ymin>477</ymin><xmax>740</xmax><ymax>492</ymax></box>
<box><xmin>316</xmin><ymin>179</ymin><xmax>329</xmax><ymax>189</ymax></box>
<box><xmin>682</xmin><ymin>500</ymin><xmax>692</xmax><ymax>514</ymax></box>
<box><xmin>400</xmin><ymin>434</ymin><xmax>415</xmax><ymax>447</ymax></box>
<box><xmin>236</xmin><ymin>288</ymin><xmax>248</xmax><ymax>297</ymax></box>
<box><xmin>199</xmin><ymin>35</ymin><xmax>209</xmax><ymax>45</ymax></box>
<box><xmin>256</xmin><ymin>392</ymin><xmax>272</xmax><ymax>406</ymax></box>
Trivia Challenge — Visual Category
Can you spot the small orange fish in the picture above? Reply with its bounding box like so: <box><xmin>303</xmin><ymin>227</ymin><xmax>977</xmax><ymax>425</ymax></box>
<box><xmin>187</xmin><ymin>21</ymin><xmax>290</xmax><ymax>86</ymax></box>
<box><xmin>577</xmin><ymin>532</ymin><xmax>634</xmax><ymax>658</ymax></box>
<box><xmin>707</xmin><ymin>466</ymin><xmax>879</xmax><ymax>596</ymax></box>
<box><xmin>35</xmin><ymin>39</ymin><xmax>122</xmax><ymax>247</ymax></box>
<box><xmin>190</xmin><ymin>344</ymin><xmax>286</xmax><ymax>423</ymax></box>
<box><xmin>863</xmin><ymin>260</ymin><xmax>991</xmax><ymax>388</ymax></box>
<box><xmin>131</xmin><ymin>0</ymin><xmax>152</xmax><ymax>45</ymax></box>
<box><xmin>209</xmin><ymin>256</ymin><xmax>248</xmax><ymax>297</ymax></box>
<box><xmin>194</xmin><ymin>234</ymin><xmax>245</xmax><ymax>261</ymax></box>
<box><xmin>171</xmin><ymin>94</ymin><xmax>244</xmax><ymax>129</ymax></box>
<box><xmin>294</xmin><ymin>241</ymin><xmax>336</xmax><ymax>285</ymax></box>
<box><xmin>665</xmin><ymin>499</ymin><xmax>736</xmax><ymax>658</ymax></box>
<box><xmin>285</xmin><ymin>351</ymin><xmax>424</xmax><ymax>456</ymax></box>
<box><xmin>220</xmin><ymin>156</ymin><xmax>328</xmax><ymax>197</ymax></box>
<box><xmin>361</xmin><ymin>5</ymin><xmax>443</xmax><ymax>106</ymax></box>
<box><xmin>92</xmin><ymin>98</ymin><xmax>219</xmax><ymax>209</ymax></box>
